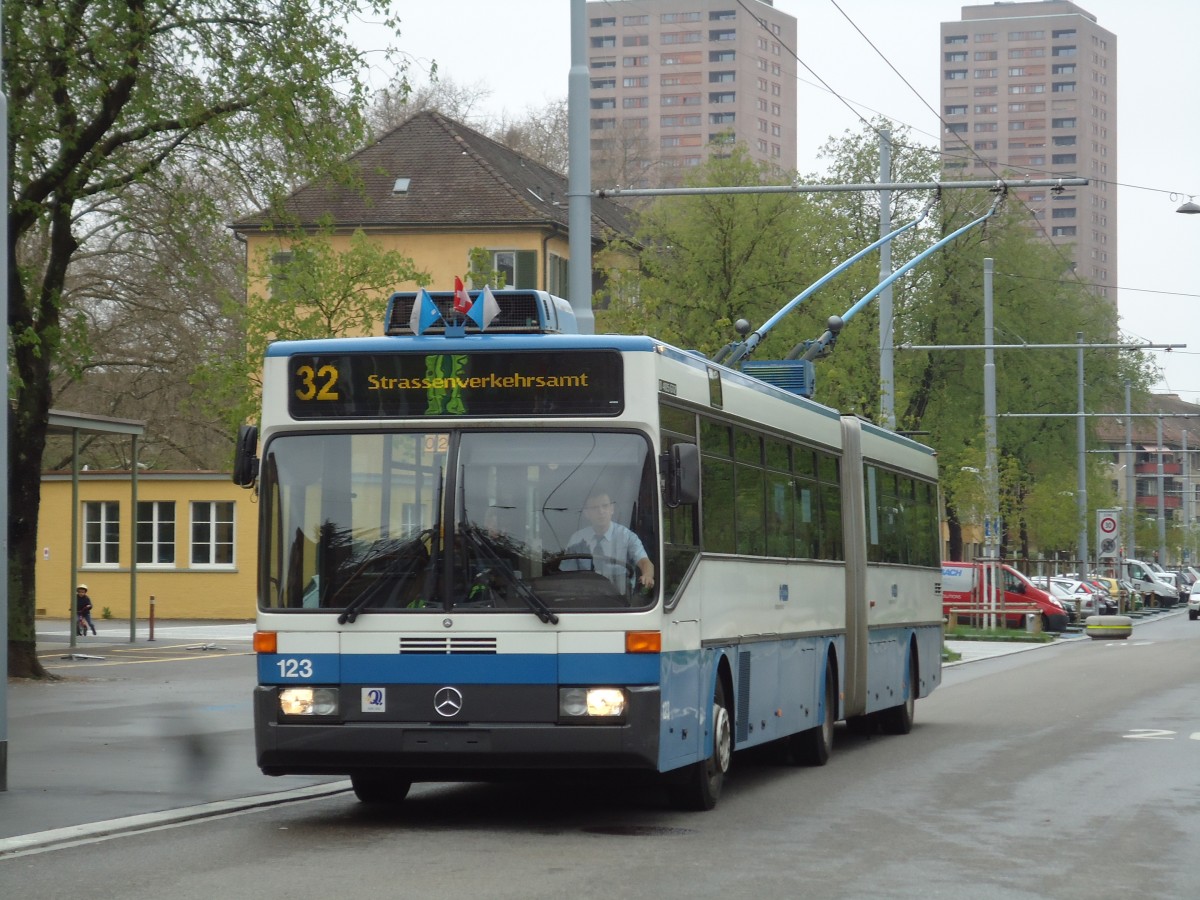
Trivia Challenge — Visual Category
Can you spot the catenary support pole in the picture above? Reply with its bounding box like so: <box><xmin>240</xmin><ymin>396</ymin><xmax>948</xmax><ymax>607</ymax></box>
<box><xmin>878</xmin><ymin>130</ymin><xmax>895</xmax><ymax>430</ymax></box>
<box><xmin>566</xmin><ymin>0</ymin><xmax>594</xmax><ymax>334</ymax></box>
<box><xmin>1077</xmin><ymin>333</ymin><xmax>1089</xmax><ymax>573</ymax></box>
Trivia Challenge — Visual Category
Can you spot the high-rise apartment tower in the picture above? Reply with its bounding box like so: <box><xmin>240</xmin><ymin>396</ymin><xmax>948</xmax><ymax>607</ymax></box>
<box><xmin>585</xmin><ymin>0</ymin><xmax>797</xmax><ymax>187</ymax></box>
<box><xmin>940</xmin><ymin>1</ymin><xmax>1117</xmax><ymax>304</ymax></box>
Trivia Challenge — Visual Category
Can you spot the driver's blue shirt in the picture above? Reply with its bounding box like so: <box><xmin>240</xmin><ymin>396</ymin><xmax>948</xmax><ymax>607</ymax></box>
<box><xmin>562</xmin><ymin>522</ymin><xmax>647</xmax><ymax>590</ymax></box>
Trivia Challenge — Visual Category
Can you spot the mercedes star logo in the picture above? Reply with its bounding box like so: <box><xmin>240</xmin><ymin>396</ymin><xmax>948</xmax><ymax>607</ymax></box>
<box><xmin>434</xmin><ymin>686</ymin><xmax>464</xmax><ymax>718</ymax></box>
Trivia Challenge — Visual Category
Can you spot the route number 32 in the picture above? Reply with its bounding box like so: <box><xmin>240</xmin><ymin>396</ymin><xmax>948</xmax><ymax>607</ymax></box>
<box><xmin>294</xmin><ymin>364</ymin><xmax>340</xmax><ymax>401</ymax></box>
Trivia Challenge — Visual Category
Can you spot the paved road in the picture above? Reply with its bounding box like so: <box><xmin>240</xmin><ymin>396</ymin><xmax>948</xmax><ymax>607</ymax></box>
<box><xmin>0</xmin><ymin>610</ymin><xmax>1182</xmax><ymax>855</ymax></box>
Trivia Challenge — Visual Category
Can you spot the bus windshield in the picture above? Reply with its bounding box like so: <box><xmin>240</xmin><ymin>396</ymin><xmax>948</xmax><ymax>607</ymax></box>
<box><xmin>259</xmin><ymin>430</ymin><xmax>660</xmax><ymax>615</ymax></box>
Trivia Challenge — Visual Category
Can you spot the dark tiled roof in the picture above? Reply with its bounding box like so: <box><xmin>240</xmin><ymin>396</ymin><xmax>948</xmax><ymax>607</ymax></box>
<box><xmin>233</xmin><ymin>110</ymin><xmax>634</xmax><ymax>242</ymax></box>
<box><xmin>1095</xmin><ymin>392</ymin><xmax>1200</xmax><ymax>446</ymax></box>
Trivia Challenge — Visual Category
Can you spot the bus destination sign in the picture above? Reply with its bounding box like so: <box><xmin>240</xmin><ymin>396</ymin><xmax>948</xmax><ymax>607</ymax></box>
<box><xmin>288</xmin><ymin>350</ymin><xmax>624</xmax><ymax>419</ymax></box>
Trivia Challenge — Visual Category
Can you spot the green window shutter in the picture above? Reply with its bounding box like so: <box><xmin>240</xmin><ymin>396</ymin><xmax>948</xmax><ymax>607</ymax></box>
<box><xmin>514</xmin><ymin>250</ymin><xmax>538</xmax><ymax>289</ymax></box>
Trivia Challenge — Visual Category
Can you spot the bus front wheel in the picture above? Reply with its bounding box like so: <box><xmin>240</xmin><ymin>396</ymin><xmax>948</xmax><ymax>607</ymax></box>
<box><xmin>668</xmin><ymin>678</ymin><xmax>731</xmax><ymax>811</ymax></box>
<box><xmin>350</xmin><ymin>772</ymin><xmax>412</xmax><ymax>804</ymax></box>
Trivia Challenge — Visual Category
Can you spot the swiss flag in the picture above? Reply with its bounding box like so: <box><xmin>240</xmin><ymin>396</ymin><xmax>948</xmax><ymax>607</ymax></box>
<box><xmin>453</xmin><ymin>276</ymin><xmax>472</xmax><ymax>315</ymax></box>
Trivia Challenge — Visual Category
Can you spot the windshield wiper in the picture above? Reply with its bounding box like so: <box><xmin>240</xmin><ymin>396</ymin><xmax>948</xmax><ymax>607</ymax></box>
<box><xmin>459</xmin><ymin>524</ymin><xmax>559</xmax><ymax>625</ymax></box>
<box><xmin>334</xmin><ymin>532</ymin><xmax>432</xmax><ymax>625</ymax></box>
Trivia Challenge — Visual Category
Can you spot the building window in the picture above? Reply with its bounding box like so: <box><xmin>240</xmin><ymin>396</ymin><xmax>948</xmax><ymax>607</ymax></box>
<box><xmin>972</xmin><ymin>104</ymin><xmax>996</xmax><ymax>114</ymax></box>
<box><xmin>946</xmin><ymin>104</ymin><xmax>968</xmax><ymax>115</ymax></box>
<box><xmin>1051</xmin><ymin>226</ymin><xmax>1077</xmax><ymax>237</ymax></box>
<box><xmin>484</xmin><ymin>249</ymin><xmax>536</xmax><ymax>289</ymax></box>
<box><xmin>136</xmin><ymin>501</ymin><xmax>176</xmax><ymax>566</ymax></box>
<box><xmin>945</xmin><ymin>34</ymin><xmax>967</xmax><ymax>44</ymax></box>
<box><xmin>974</xmin><ymin>33</ymin><xmax>996</xmax><ymax>43</ymax></box>
<box><xmin>710</xmin><ymin>112</ymin><xmax>735</xmax><ymax>125</ymax></box>
<box><xmin>710</xmin><ymin>29</ymin><xmax>736</xmax><ymax>41</ymax></box>
<box><xmin>1010</xmin><ymin>47</ymin><xmax>1045</xmax><ymax>59</ymax></box>
<box><xmin>591</xmin><ymin>77</ymin><xmax>616</xmax><ymax>90</ymax></box>
<box><xmin>710</xmin><ymin>50</ymin><xmax>735</xmax><ymax>62</ymax></box>
<box><xmin>662</xmin><ymin>31</ymin><xmax>702</xmax><ymax>44</ymax></box>
<box><xmin>591</xmin><ymin>36</ymin><xmax>615</xmax><ymax>49</ymax></box>
<box><xmin>191</xmin><ymin>501</ymin><xmax>235</xmax><ymax>567</ymax></box>
<box><xmin>710</xmin><ymin>71</ymin><xmax>736</xmax><ymax>83</ymax></box>
<box><xmin>1052</xmin><ymin>153</ymin><xmax>1077</xmax><ymax>165</ymax></box>
<box><xmin>1053</xmin><ymin>64</ymin><xmax>1076</xmax><ymax>75</ymax></box>
<box><xmin>1052</xmin><ymin>82</ymin><xmax>1076</xmax><ymax>93</ymax></box>
<box><xmin>946</xmin><ymin>123</ymin><xmax>967</xmax><ymax>134</ymax></box>
<box><xmin>975</xmin><ymin>51</ymin><xmax>998</xmax><ymax>61</ymax></box>
<box><xmin>622</xmin><ymin>56</ymin><xmax>648</xmax><ymax>67</ymax></box>
<box><xmin>1053</xmin><ymin>117</ymin><xmax>1077</xmax><ymax>128</ymax></box>
<box><xmin>1052</xmin><ymin>29</ymin><xmax>1077</xmax><ymax>39</ymax></box>
<box><xmin>973</xmin><ymin>86</ymin><xmax>998</xmax><ymax>97</ymax></box>
<box><xmin>590</xmin><ymin>117</ymin><xmax>616</xmax><ymax>130</ymax></box>
<box><xmin>622</xmin><ymin>97</ymin><xmax>648</xmax><ymax>109</ymax></box>
<box><xmin>1053</xmin><ymin>135</ymin><xmax>1077</xmax><ymax>146</ymax></box>
<box><xmin>709</xmin><ymin>91</ymin><xmax>736</xmax><ymax>104</ymax></box>
<box><xmin>945</xmin><ymin>69</ymin><xmax>968</xmax><ymax>80</ymax></box>
<box><xmin>945</xmin><ymin>52</ymin><xmax>967</xmax><ymax>62</ymax></box>
<box><xmin>622</xmin><ymin>35</ymin><xmax>648</xmax><ymax>47</ymax></box>
<box><xmin>974</xmin><ymin>68</ymin><xmax>998</xmax><ymax>78</ymax></box>
<box><xmin>1052</xmin><ymin>46</ymin><xmax>1077</xmax><ymax>57</ymax></box>
<box><xmin>1052</xmin><ymin>207</ymin><xmax>1076</xmax><ymax>219</ymax></box>
<box><xmin>973</xmin><ymin>122</ymin><xmax>998</xmax><ymax>132</ymax></box>
<box><xmin>1009</xmin><ymin>30</ymin><xmax>1044</xmax><ymax>41</ymax></box>
<box><xmin>590</xmin><ymin>17</ymin><xmax>615</xmax><ymax>28</ymax></box>
<box><xmin>84</xmin><ymin>501</ymin><xmax>120</xmax><ymax>566</ymax></box>
<box><xmin>590</xmin><ymin>98</ymin><xmax>615</xmax><ymax>110</ymax></box>
<box><xmin>709</xmin><ymin>9</ymin><xmax>736</xmax><ymax>20</ymax></box>
<box><xmin>590</xmin><ymin>57</ymin><xmax>616</xmax><ymax>69</ymax></box>
<box><xmin>622</xmin><ymin>15</ymin><xmax>648</xmax><ymax>26</ymax></box>
<box><xmin>622</xmin><ymin>76</ymin><xmax>647</xmax><ymax>88</ymax></box>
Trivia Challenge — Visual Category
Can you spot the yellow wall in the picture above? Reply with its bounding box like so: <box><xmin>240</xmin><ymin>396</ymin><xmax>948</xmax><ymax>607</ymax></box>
<box><xmin>38</xmin><ymin>472</ymin><xmax>258</xmax><ymax>621</ymax></box>
<box><xmin>243</xmin><ymin>228</ymin><xmax>572</xmax><ymax>326</ymax></box>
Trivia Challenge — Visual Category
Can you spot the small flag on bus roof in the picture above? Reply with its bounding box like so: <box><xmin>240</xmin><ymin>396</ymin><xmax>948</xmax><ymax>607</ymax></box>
<box><xmin>453</xmin><ymin>276</ymin><xmax>472</xmax><ymax>316</ymax></box>
<box><xmin>467</xmin><ymin>284</ymin><xmax>501</xmax><ymax>331</ymax></box>
<box><xmin>408</xmin><ymin>287</ymin><xmax>443</xmax><ymax>335</ymax></box>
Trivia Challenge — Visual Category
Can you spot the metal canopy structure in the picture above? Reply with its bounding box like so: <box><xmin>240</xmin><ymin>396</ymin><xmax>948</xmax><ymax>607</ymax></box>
<box><xmin>46</xmin><ymin>409</ymin><xmax>147</xmax><ymax>650</ymax></box>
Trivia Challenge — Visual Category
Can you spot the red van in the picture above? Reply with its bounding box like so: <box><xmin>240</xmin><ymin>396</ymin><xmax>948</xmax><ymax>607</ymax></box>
<box><xmin>942</xmin><ymin>562</ymin><xmax>1068</xmax><ymax>632</ymax></box>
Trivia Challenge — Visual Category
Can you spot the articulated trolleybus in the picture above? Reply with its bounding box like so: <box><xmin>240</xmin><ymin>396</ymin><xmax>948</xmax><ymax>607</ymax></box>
<box><xmin>235</xmin><ymin>288</ymin><xmax>943</xmax><ymax>811</ymax></box>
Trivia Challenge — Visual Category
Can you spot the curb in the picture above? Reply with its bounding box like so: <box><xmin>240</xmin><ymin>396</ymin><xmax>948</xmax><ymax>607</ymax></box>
<box><xmin>0</xmin><ymin>781</ymin><xmax>352</xmax><ymax>858</ymax></box>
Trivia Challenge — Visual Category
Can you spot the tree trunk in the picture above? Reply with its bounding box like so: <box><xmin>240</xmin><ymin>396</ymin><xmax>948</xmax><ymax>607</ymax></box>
<box><xmin>6</xmin><ymin>204</ymin><xmax>75</xmax><ymax>678</ymax></box>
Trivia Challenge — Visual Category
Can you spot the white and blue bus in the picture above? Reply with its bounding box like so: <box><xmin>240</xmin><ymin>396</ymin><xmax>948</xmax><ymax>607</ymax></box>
<box><xmin>236</xmin><ymin>289</ymin><xmax>943</xmax><ymax>811</ymax></box>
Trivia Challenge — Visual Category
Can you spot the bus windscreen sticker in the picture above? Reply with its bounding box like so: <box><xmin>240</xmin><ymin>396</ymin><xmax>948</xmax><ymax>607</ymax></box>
<box><xmin>288</xmin><ymin>350</ymin><xmax>624</xmax><ymax>418</ymax></box>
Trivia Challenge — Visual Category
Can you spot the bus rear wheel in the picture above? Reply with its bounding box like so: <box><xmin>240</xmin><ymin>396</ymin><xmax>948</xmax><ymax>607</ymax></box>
<box><xmin>787</xmin><ymin>666</ymin><xmax>835</xmax><ymax>766</ymax></box>
<box><xmin>668</xmin><ymin>678</ymin><xmax>731</xmax><ymax>811</ymax></box>
<box><xmin>880</xmin><ymin>652</ymin><xmax>918</xmax><ymax>735</ymax></box>
<box><xmin>350</xmin><ymin>772</ymin><xmax>412</xmax><ymax>804</ymax></box>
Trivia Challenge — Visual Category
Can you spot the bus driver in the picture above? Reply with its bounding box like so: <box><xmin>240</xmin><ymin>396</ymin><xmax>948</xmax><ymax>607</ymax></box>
<box><xmin>563</xmin><ymin>489</ymin><xmax>655</xmax><ymax>594</ymax></box>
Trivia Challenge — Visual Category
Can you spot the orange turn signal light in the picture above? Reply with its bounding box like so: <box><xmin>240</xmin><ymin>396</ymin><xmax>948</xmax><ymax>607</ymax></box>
<box><xmin>625</xmin><ymin>630</ymin><xmax>661</xmax><ymax>654</ymax></box>
<box><xmin>253</xmin><ymin>631</ymin><xmax>278</xmax><ymax>654</ymax></box>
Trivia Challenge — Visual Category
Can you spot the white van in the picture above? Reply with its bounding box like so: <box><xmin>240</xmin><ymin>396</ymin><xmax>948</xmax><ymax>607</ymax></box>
<box><xmin>1121</xmin><ymin>558</ymin><xmax>1179</xmax><ymax>606</ymax></box>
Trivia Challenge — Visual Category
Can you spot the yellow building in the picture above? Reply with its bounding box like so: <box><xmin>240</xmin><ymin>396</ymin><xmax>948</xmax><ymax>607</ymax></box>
<box><xmin>38</xmin><ymin>471</ymin><xmax>257</xmax><ymax>621</ymax></box>
<box><xmin>232</xmin><ymin>110</ymin><xmax>635</xmax><ymax>315</ymax></box>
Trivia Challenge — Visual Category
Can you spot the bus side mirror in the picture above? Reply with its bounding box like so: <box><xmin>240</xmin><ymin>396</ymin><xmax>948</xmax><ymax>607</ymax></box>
<box><xmin>662</xmin><ymin>442</ymin><xmax>700</xmax><ymax>509</ymax></box>
<box><xmin>232</xmin><ymin>424</ymin><xmax>259</xmax><ymax>487</ymax></box>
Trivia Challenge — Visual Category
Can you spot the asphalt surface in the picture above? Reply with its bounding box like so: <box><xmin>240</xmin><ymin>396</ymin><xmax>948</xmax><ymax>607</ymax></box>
<box><xmin>0</xmin><ymin>609</ymin><xmax>1182</xmax><ymax>856</ymax></box>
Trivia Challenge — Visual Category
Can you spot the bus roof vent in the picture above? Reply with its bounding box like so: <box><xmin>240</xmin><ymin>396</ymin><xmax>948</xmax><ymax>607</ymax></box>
<box><xmin>740</xmin><ymin>359</ymin><xmax>816</xmax><ymax>399</ymax></box>
<box><xmin>384</xmin><ymin>289</ymin><xmax>578</xmax><ymax>336</ymax></box>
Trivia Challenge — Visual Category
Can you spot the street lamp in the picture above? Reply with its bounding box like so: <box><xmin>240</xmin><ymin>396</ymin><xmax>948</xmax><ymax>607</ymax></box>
<box><xmin>1177</xmin><ymin>197</ymin><xmax>1200</xmax><ymax>215</ymax></box>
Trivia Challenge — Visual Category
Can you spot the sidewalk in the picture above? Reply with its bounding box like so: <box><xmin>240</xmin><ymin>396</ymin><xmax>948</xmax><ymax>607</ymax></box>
<box><xmin>36</xmin><ymin>617</ymin><xmax>256</xmax><ymax>648</ymax></box>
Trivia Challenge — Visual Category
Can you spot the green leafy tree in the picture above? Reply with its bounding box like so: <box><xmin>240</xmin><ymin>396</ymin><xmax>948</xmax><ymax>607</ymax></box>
<box><xmin>5</xmin><ymin>0</ymin><xmax>404</xmax><ymax>678</ymax></box>
<box><xmin>598</xmin><ymin>144</ymin><xmax>824</xmax><ymax>352</ymax></box>
<box><xmin>200</xmin><ymin>230</ymin><xmax>429</xmax><ymax>439</ymax></box>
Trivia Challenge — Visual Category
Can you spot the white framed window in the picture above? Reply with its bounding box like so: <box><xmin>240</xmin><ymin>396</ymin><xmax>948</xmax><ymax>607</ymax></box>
<box><xmin>137</xmin><ymin>501</ymin><xmax>176</xmax><ymax>566</ymax></box>
<box><xmin>191</xmin><ymin>501</ymin><xmax>235</xmax><ymax>567</ymax></box>
<box><xmin>84</xmin><ymin>501</ymin><xmax>120</xmax><ymax>567</ymax></box>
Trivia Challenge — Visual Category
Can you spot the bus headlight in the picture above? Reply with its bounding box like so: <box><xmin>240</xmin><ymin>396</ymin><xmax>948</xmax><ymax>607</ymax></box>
<box><xmin>279</xmin><ymin>687</ymin><xmax>339</xmax><ymax>716</ymax></box>
<box><xmin>559</xmin><ymin>687</ymin><xmax>626</xmax><ymax>718</ymax></box>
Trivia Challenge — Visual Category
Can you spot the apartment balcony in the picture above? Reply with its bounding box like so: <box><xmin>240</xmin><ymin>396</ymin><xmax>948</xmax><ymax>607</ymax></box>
<box><xmin>1135</xmin><ymin>460</ymin><xmax>1181</xmax><ymax>476</ymax></box>
<box><xmin>1135</xmin><ymin>494</ymin><xmax>1182</xmax><ymax>511</ymax></box>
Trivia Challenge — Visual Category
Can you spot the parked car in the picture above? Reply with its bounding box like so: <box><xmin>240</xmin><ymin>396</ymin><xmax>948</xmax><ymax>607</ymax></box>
<box><xmin>1188</xmin><ymin>580</ymin><xmax>1200</xmax><ymax>621</ymax></box>
<box><xmin>943</xmin><ymin>562</ymin><xmax>1068</xmax><ymax>632</ymax></box>
<box><xmin>1033</xmin><ymin>577</ymin><xmax>1117</xmax><ymax>620</ymax></box>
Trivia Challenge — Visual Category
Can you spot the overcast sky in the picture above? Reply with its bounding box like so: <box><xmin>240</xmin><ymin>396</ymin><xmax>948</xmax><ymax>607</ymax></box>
<box><xmin>367</xmin><ymin>1</ymin><xmax>1200</xmax><ymax>404</ymax></box>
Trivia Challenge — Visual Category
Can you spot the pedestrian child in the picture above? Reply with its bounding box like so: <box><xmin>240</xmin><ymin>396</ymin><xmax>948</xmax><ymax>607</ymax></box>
<box><xmin>75</xmin><ymin>584</ymin><xmax>97</xmax><ymax>636</ymax></box>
